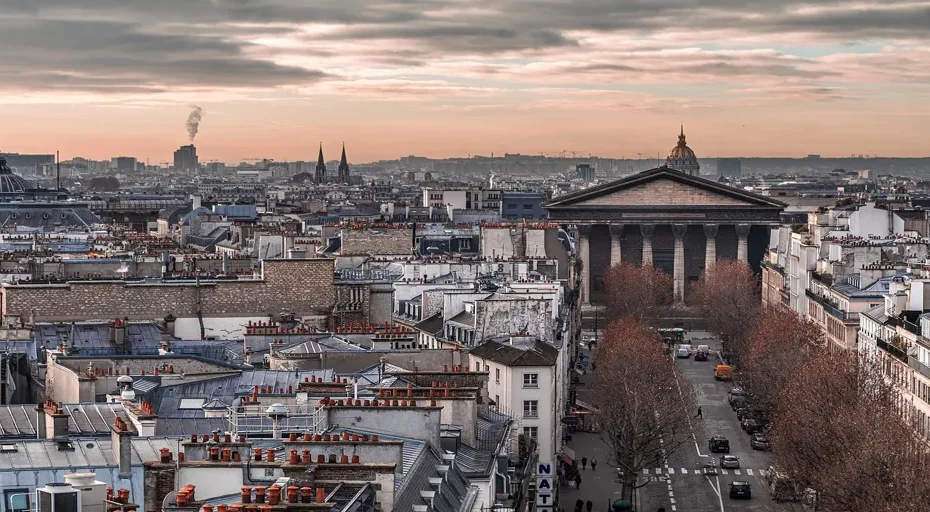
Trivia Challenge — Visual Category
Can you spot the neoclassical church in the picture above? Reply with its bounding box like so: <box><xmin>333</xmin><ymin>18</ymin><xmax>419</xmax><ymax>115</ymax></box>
<box><xmin>544</xmin><ymin>129</ymin><xmax>785</xmax><ymax>304</ymax></box>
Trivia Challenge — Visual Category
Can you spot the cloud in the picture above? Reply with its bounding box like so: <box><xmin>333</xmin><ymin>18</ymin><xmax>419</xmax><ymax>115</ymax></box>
<box><xmin>1</xmin><ymin>0</ymin><xmax>930</xmax><ymax>107</ymax></box>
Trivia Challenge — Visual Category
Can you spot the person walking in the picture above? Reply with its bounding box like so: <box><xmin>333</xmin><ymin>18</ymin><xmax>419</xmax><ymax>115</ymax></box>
<box><xmin>585</xmin><ymin>500</ymin><xmax>593</xmax><ymax>512</ymax></box>
<box><xmin>574</xmin><ymin>499</ymin><xmax>583</xmax><ymax>512</ymax></box>
<box><xmin>575</xmin><ymin>473</ymin><xmax>582</xmax><ymax>489</ymax></box>
<box><xmin>581</xmin><ymin>457</ymin><xmax>588</xmax><ymax>470</ymax></box>
<box><xmin>591</xmin><ymin>458</ymin><xmax>597</xmax><ymax>471</ymax></box>
<box><xmin>696</xmin><ymin>407</ymin><xmax>702</xmax><ymax>418</ymax></box>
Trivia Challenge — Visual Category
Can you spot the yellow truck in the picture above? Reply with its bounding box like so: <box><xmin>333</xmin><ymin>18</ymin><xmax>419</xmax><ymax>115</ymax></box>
<box><xmin>714</xmin><ymin>364</ymin><xmax>733</xmax><ymax>381</ymax></box>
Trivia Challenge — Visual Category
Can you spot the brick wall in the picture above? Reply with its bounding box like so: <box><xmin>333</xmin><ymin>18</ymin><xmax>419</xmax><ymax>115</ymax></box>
<box><xmin>1</xmin><ymin>258</ymin><xmax>335</xmax><ymax>322</ymax></box>
<box><xmin>341</xmin><ymin>229</ymin><xmax>412</xmax><ymax>255</ymax></box>
<box><xmin>143</xmin><ymin>462</ymin><xmax>177</xmax><ymax>512</ymax></box>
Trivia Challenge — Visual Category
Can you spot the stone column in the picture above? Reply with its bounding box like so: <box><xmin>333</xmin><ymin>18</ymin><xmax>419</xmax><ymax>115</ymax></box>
<box><xmin>577</xmin><ymin>226</ymin><xmax>591</xmax><ymax>305</ymax></box>
<box><xmin>703</xmin><ymin>224</ymin><xmax>718</xmax><ymax>271</ymax></box>
<box><xmin>736</xmin><ymin>224</ymin><xmax>751</xmax><ymax>263</ymax></box>
<box><xmin>609</xmin><ymin>224</ymin><xmax>624</xmax><ymax>267</ymax></box>
<box><xmin>672</xmin><ymin>224</ymin><xmax>687</xmax><ymax>302</ymax></box>
<box><xmin>640</xmin><ymin>224</ymin><xmax>655</xmax><ymax>267</ymax></box>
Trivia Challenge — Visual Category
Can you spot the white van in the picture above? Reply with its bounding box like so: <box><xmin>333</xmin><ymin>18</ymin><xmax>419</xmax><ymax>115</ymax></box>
<box><xmin>677</xmin><ymin>348</ymin><xmax>690</xmax><ymax>358</ymax></box>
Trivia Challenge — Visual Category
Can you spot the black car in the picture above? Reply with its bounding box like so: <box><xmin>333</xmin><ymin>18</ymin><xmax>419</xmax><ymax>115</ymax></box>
<box><xmin>751</xmin><ymin>434</ymin><xmax>771</xmax><ymax>451</ymax></box>
<box><xmin>729</xmin><ymin>481</ymin><xmax>752</xmax><ymax>499</ymax></box>
<box><xmin>708</xmin><ymin>435</ymin><xmax>730</xmax><ymax>454</ymax></box>
<box><xmin>694</xmin><ymin>351</ymin><xmax>708</xmax><ymax>361</ymax></box>
<box><xmin>730</xmin><ymin>397</ymin><xmax>748</xmax><ymax>411</ymax></box>
<box><xmin>743</xmin><ymin>419</ymin><xmax>765</xmax><ymax>435</ymax></box>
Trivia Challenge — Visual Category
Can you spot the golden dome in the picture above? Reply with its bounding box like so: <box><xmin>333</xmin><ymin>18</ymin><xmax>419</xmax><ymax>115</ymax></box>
<box><xmin>666</xmin><ymin>125</ymin><xmax>700</xmax><ymax>176</ymax></box>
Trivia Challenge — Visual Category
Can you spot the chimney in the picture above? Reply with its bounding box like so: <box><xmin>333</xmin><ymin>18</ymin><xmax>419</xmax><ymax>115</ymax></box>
<box><xmin>110</xmin><ymin>417</ymin><xmax>135</xmax><ymax>478</ymax></box>
<box><xmin>41</xmin><ymin>401</ymin><xmax>69</xmax><ymax>439</ymax></box>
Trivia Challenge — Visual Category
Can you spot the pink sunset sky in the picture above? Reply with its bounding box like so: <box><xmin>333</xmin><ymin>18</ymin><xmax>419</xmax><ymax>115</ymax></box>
<box><xmin>1</xmin><ymin>0</ymin><xmax>929</xmax><ymax>163</ymax></box>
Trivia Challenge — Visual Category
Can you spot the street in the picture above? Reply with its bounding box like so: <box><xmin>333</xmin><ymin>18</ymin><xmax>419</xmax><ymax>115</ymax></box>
<box><xmin>565</xmin><ymin>331</ymin><xmax>804</xmax><ymax>512</ymax></box>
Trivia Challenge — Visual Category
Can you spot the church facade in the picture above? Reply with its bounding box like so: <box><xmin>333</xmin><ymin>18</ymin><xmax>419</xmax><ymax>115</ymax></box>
<box><xmin>544</xmin><ymin>131</ymin><xmax>786</xmax><ymax>304</ymax></box>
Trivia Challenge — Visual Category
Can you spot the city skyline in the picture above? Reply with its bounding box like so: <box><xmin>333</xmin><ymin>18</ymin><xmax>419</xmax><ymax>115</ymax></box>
<box><xmin>2</xmin><ymin>1</ymin><xmax>930</xmax><ymax>162</ymax></box>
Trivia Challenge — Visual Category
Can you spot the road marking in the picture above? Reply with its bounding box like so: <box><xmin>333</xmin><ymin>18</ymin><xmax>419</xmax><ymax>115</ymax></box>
<box><xmin>670</xmin><ymin>498</ymin><xmax>676</xmax><ymax>504</ymax></box>
<box><xmin>642</xmin><ymin>469</ymin><xmax>649</xmax><ymax>475</ymax></box>
<box><xmin>734</xmin><ymin>469</ymin><xmax>741</xmax><ymax>475</ymax></box>
<box><xmin>667</xmin><ymin>467</ymin><xmax>675</xmax><ymax>474</ymax></box>
<box><xmin>680</xmin><ymin>468</ymin><xmax>688</xmax><ymax>474</ymax></box>
<box><xmin>721</xmin><ymin>469</ymin><xmax>728</xmax><ymax>475</ymax></box>
<box><xmin>746</xmin><ymin>469</ymin><xmax>754</xmax><ymax>476</ymax></box>
<box><xmin>654</xmin><ymin>468</ymin><xmax>662</xmax><ymax>475</ymax></box>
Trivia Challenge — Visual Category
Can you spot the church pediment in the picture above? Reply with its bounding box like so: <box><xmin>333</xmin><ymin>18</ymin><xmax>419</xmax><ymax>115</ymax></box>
<box><xmin>544</xmin><ymin>167</ymin><xmax>786</xmax><ymax>209</ymax></box>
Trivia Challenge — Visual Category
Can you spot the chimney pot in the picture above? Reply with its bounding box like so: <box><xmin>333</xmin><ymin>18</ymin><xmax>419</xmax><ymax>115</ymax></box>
<box><xmin>340</xmin><ymin>455</ymin><xmax>349</xmax><ymax>464</ymax></box>
<box><xmin>288</xmin><ymin>433</ymin><xmax>297</xmax><ymax>442</ymax></box>
<box><xmin>289</xmin><ymin>450</ymin><xmax>299</xmax><ymax>465</ymax></box>
<box><xmin>222</xmin><ymin>448</ymin><xmax>231</xmax><ymax>462</ymax></box>
<box><xmin>254</xmin><ymin>448</ymin><xmax>263</xmax><ymax>461</ymax></box>
<box><xmin>225</xmin><ymin>433</ymin><xmax>232</xmax><ymax>443</ymax></box>
<box><xmin>351</xmin><ymin>455</ymin><xmax>360</xmax><ymax>464</ymax></box>
<box><xmin>287</xmin><ymin>486</ymin><xmax>299</xmax><ymax>504</ymax></box>
<box><xmin>300</xmin><ymin>487</ymin><xmax>313</xmax><ymax>504</ymax></box>
<box><xmin>301</xmin><ymin>449</ymin><xmax>311</xmax><ymax>463</ymax></box>
<box><xmin>328</xmin><ymin>454</ymin><xmax>337</xmax><ymax>464</ymax></box>
<box><xmin>266</xmin><ymin>448</ymin><xmax>275</xmax><ymax>462</ymax></box>
<box><xmin>179</xmin><ymin>451</ymin><xmax>186</xmax><ymax>462</ymax></box>
<box><xmin>317</xmin><ymin>454</ymin><xmax>325</xmax><ymax>463</ymax></box>
<box><xmin>254</xmin><ymin>487</ymin><xmax>266</xmax><ymax>504</ymax></box>
<box><xmin>316</xmin><ymin>488</ymin><xmax>326</xmax><ymax>504</ymax></box>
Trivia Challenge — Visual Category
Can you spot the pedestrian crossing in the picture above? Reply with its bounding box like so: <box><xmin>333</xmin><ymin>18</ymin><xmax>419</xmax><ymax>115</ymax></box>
<box><xmin>641</xmin><ymin>467</ymin><xmax>767</xmax><ymax>477</ymax></box>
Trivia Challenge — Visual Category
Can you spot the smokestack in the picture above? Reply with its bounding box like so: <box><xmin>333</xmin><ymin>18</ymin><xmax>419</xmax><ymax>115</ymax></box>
<box><xmin>186</xmin><ymin>106</ymin><xmax>204</xmax><ymax>142</ymax></box>
<box><xmin>56</xmin><ymin>150</ymin><xmax>60</xmax><ymax>191</ymax></box>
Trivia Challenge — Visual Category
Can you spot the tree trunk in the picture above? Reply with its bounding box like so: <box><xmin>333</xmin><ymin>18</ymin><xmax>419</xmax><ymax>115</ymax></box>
<box><xmin>621</xmin><ymin>471</ymin><xmax>636</xmax><ymax>501</ymax></box>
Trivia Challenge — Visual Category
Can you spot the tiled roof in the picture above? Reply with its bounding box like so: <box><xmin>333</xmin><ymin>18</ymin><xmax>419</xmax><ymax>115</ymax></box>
<box><xmin>469</xmin><ymin>339</ymin><xmax>558</xmax><ymax>367</ymax></box>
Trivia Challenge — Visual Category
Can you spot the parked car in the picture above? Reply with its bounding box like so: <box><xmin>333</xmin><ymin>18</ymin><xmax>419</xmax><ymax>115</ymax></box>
<box><xmin>730</xmin><ymin>397</ymin><xmax>748</xmax><ymax>411</ymax></box>
<box><xmin>696</xmin><ymin>344</ymin><xmax>710</xmax><ymax>353</ymax></box>
<box><xmin>751</xmin><ymin>434</ymin><xmax>771</xmax><ymax>451</ymax></box>
<box><xmin>729</xmin><ymin>481</ymin><xmax>752</xmax><ymax>499</ymax></box>
<box><xmin>677</xmin><ymin>348</ymin><xmax>690</xmax><ymax>358</ymax></box>
<box><xmin>720</xmin><ymin>455</ymin><xmax>741</xmax><ymax>469</ymax></box>
<box><xmin>694</xmin><ymin>350</ymin><xmax>708</xmax><ymax>361</ymax></box>
<box><xmin>708</xmin><ymin>435</ymin><xmax>730</xmax><ymax>454</ymax></box>
<box><xmin>728</xmin><ymin>388</ymin><xmax>745</xmax><ymax>404</ymax></box>
<box><xmin>742</xmin><ymin>418</ymin><xmax>764</xmax><ymax>434</ymax></box>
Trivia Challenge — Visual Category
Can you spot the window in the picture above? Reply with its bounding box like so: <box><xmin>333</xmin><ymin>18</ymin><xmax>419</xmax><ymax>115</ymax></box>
<box><xmin>459</xmin><ymin>238</ymin><xmax>471</xmax><ymax>250</ymax></box>
<box><xmin>523</xmin><ymin>204</ymin><xmax>533</xmax><ymax>210</ymax></box>
<box><xmin>485</xmin><ymin>364</ymin><xmax>490</xmax><ymax>372</ymax></box>
<box><xmin>495</xmin><ymin>368</ymin><xmax>500</xmax><ymax>383</ymax></box>
<box><xmin>5</xmin><ymin>488</ymin><xmax>30</xmax><ymax>512</ymax></box>
<box><xmin>523</xmin><ymin>400</ymin><xmax>538</xmax><ymax>418</ymax></box>
<box><xmin>523</xmin><ymin>426</ymin><xmax>538</xmax><ymax>439</ymax></box>
<box><xmin>179</xmin><ymin>398</ymin><xmax>205</xmax><ymax>409</ymax></box>
<box><xmin>475</xmin><ymin>361</ymin><xmax>480</xmax><ymax>371</ymax></box>
<box><xmin>523</xmin><ymin>373</ymin><xmax>538</xmax><ymax>388</ymax></box>
<box><xmin>507</xmin><ymin>203</ymin><xmax>517</xmax><ymax>210</ymax></box>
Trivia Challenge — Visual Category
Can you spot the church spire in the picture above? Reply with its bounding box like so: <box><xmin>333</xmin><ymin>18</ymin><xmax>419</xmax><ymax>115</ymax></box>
<box><xmin>338</xmin><ymin>143</ymin><xmax>350</xmax><ymax>183</ymax></box>
<box><xmin>315</xmin><ymin>143</ymin><xmax>327</xmax><ymax>184</ymax></box>
<box><xmin>678</xmin><ymin>124</ymin><xmax>687</xmax><ymax>146</ymax></box>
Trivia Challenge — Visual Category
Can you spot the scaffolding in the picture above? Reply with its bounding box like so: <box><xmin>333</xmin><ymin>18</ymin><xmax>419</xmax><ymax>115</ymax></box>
<box><xmin>226</xmin><ymin>402</ymin><xmax>327</xmax><ymax>436</ymax></box>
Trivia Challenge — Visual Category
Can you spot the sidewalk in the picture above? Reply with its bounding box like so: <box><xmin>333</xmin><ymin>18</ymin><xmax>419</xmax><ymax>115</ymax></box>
<box><xmin>560</xmin><ymin>342</ymin><xmax>629</xmax><ymax>512</ymax></box>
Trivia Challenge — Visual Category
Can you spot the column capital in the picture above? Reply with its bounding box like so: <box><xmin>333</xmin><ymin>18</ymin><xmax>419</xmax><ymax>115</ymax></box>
<box><xmin>609</xmin><ymin>224</ymin><xmax>625</xmax><ymax>237</ymax></box>
<box><xmin>735</xmin><ymin>223</ymin><xmax>751</xmax><ymax>237</ymax></box>
<box><xmin>577</xmin><ymin>225</ymin><xmax>592</xmax><ymax>237</ymax></box>
<box><xmin>640</xmin><ymin>224</ymin><xmax>655</xmax><ymax>237</ymax></box>
<box><xmin>703</xmin><ymin>224</ymin><xmax>719</xmax><ymax>238</ymax></box>
<box><xmin>672</xmin><ymin>224</ymin><xmax>687</xmax><ymax>238</ymax></box>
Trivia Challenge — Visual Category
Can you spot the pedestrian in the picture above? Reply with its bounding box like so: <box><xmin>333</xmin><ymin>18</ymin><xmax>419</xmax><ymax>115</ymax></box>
<box><xmin>696</xmin><ymin>407</ymin><xmax>702</xmax><ymax>418</ymax></box>
<box><xmin>575</xmin><ymin>499</ymin><xmax>583</xmax><ymax>512</ymax></box>
<box><xmin>585</xmin><ymin>500</ymin><xmax>593</xmax><ymax>512</ymax></box>
<box><xmin>575</xmin><ymin>474</ymin><xmax>582</xmax><ymax>489</ymax></box>
<box><xmin>581</xmin><ymin>457</ymin><xmax>588</xmax><ymax>470</ymax></box>
<box><xmin>591</xmin><ymin>458</ymin><xmax>597</xmax><ymax>471</ymax></box>
<box><xmin>591</xmin><ymin>362</ymin><xmax>596</xmax><ymax>372</ymax></box>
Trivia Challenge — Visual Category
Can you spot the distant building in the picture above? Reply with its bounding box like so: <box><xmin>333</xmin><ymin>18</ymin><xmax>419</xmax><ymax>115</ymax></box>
<box><xmin>113</xmin><ymin>157</ymin><xmax>137</xmax><ymax>172</ymax></box>
<box><xmin>0</xmin><ymin>152</ymin><xmax>55</xmax><ymax>169</ymax></box>
<box><xmin>666</xmin><ymin>126</ymin><xmax>700</xmax><ymax>176</ymax></box>
<box><xmin>501</xmin><ymin>191</ymin><xmax>548</xmax><ymax>220</ymax></box>
<box><xmin>173</xmin><ymin>145</ymin><xmax>198</xmax><ymax>171</ymax></box>
<box><xmin>576</xmin><ymin>164</ymin><xmax>595</xmax><ymax>182</ymax></box>
<box><xmin>718</xmin><ymin>158</ymin><xmax>742</xmax><ymax>178</ymax></box>
<box><xmin>422</xmin><ymin>187</ymin><xmax>501</xmax><ymax>210</ymax></box>
<box><xmin>337</xmin><ymin>144</ymin><xmax>351</xmax><ymax>183</ymax></box>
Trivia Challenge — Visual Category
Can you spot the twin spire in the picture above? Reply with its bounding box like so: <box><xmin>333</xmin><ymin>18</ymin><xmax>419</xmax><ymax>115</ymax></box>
<box><xmin>314</xmin><ymin>143</ymin><xmax>350</xmax><ymax>184</ymax></box>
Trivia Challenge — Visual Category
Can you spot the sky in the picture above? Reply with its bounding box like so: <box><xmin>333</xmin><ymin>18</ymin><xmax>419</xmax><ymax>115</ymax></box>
<box><xmin>1</xmin><ymin>0</ymin><xmax>930</xmax><ymax>163</ymax></box>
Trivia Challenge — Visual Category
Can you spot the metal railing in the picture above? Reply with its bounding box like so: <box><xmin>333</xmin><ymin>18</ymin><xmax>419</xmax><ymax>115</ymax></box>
<box><xmin>226</xmin><ymin>403</ymin><xmax>327</xmax><ymax>435</ymax></box>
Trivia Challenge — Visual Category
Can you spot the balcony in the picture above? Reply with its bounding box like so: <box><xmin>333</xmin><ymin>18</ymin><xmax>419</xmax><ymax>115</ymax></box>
<box><xmin>887</xmin><ymin>316</ymin><xmax>922</xmax><ymax>336</ymax></box>
<box><xmin>876</xmin><ymin>337</ymin><xmax>909</xmax><ymax>364</ymax></box>
<box><xmin>908</xmin><ymin>356</ymin><xmax>930</xmax><ymax>380</ymax></box>
<box><xmin>805</xmin><ymin>289</ymin><xmax>857</xmax><ymax>321</ymax></box>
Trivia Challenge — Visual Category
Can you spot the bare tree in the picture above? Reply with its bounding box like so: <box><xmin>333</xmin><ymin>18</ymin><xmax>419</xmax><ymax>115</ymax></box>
<box><xmin>690</xmin><ymin>260</ymin><xmax>760</xmax><ymax>362</ymax></box>
<box><xmin>602</xmin><ymin>262</ymin><xmax>673</xmax><ymax>325</ymax></box>
<box><xmin>770</xmin><ymin>349</ymin><xmax>930</xmax><ymax>512</ymax></box>
<box><xmin>740</xmin><ymin>310</ymin><xmax>823</xmax><ymax>422</ymax></box>
<box><xmin>592</xmin><ymin>319</ymin><xmax>696</xmax><ymax>501</ymax></box>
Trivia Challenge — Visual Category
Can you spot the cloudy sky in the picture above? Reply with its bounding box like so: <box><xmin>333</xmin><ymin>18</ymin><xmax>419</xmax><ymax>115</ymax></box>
<box><xmin>1</xmin><ymin>0</ymin><xmax>929</xmax><ymax>163</ymax></box>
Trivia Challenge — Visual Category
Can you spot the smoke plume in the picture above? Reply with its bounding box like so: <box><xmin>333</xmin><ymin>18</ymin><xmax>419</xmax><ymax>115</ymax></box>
<box><xmin>186</xmin><ymin>105</ymin><xmax>204</xmax><ymax>142</ymax></box>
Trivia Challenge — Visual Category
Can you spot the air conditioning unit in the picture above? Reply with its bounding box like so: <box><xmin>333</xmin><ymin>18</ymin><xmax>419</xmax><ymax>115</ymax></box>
<box><xmin>37</xmin><ymin>483</ymin><xmax>80</xmax><ymax>512</ymax></box>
